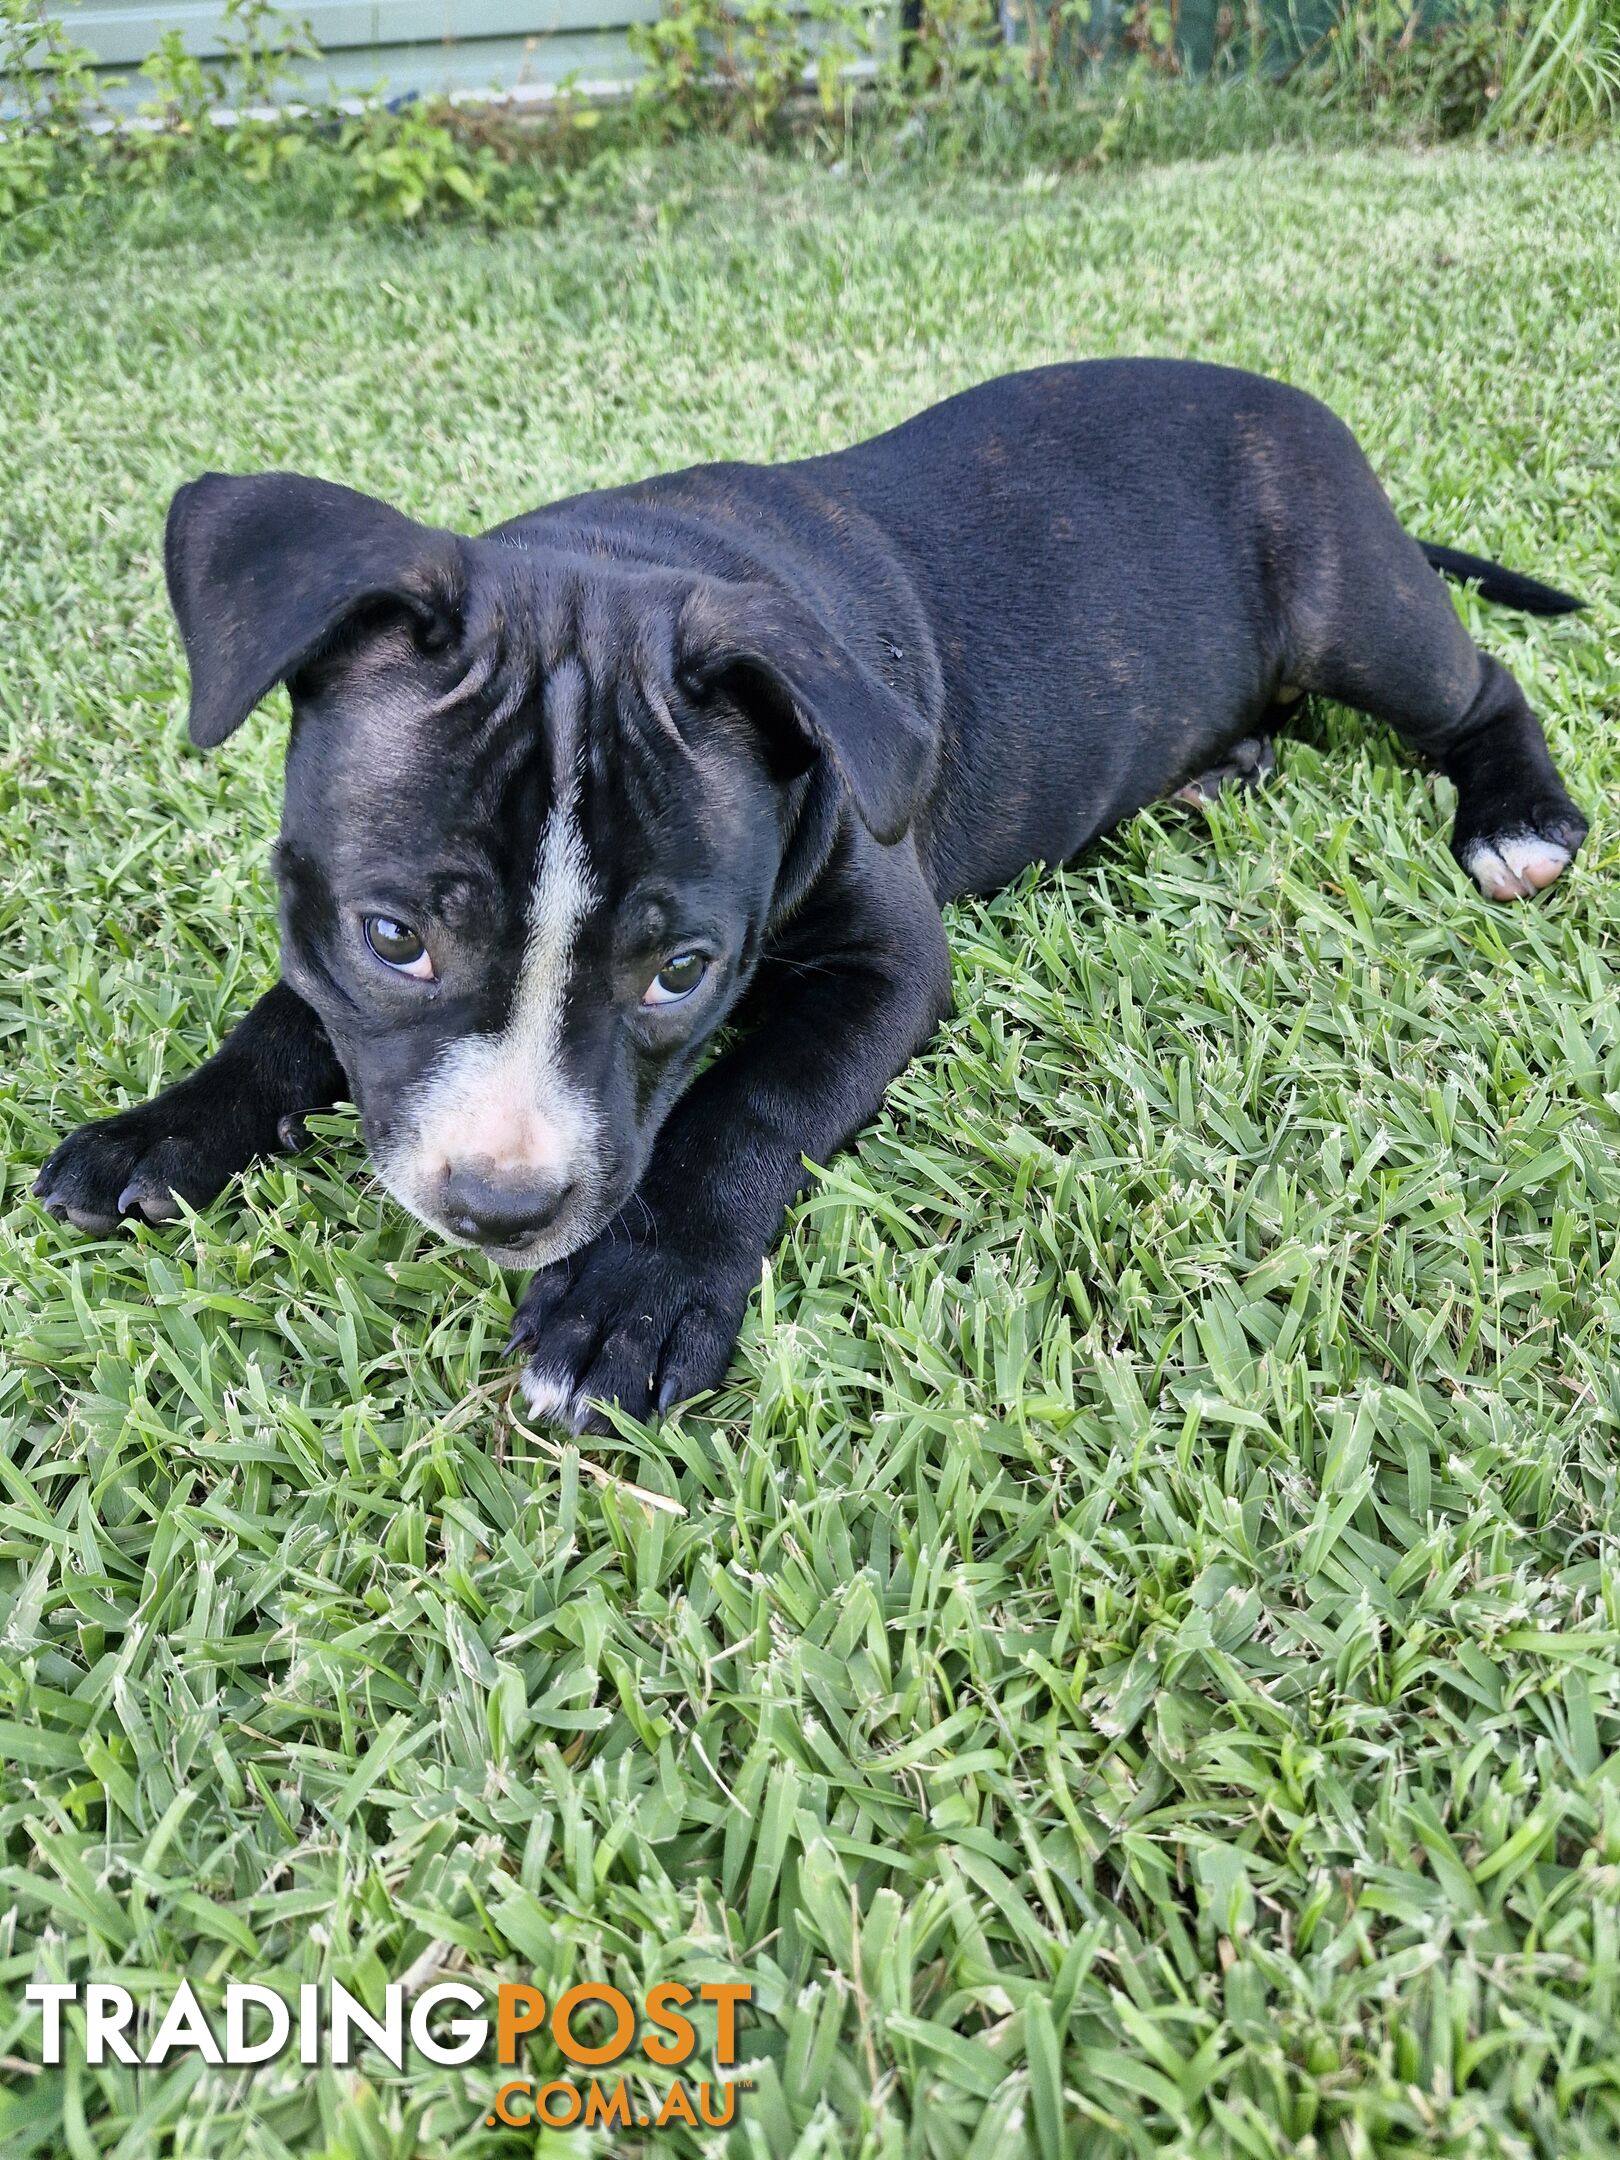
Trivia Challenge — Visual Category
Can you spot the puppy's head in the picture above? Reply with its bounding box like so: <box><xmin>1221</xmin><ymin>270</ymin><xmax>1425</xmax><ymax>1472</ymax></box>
<box><xmin>164</xmin><ymin>471</ymin><xmax>929</xmax><ymax>1264</ymax></box>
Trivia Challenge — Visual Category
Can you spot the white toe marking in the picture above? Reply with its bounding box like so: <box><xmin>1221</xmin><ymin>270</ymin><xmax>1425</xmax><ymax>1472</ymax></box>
<box><xmin>519</xmin><ymin>1368</ymin><xmax>579</xmax><ymax>1424</ymax></box>
<box><xmin>1463</xmin><ymin>840</ymin><xmax>1527</xmax><ymax>901</ymax></box>
<box><xmin>1496</xmin><ymin>835</ymin><xmax>1572</xmax><ymax>890</ymax></box>
<box><xmin>1463</xmin><ymin>832</ymin><xmax>1572</xmax><ymax>902</ymax></box>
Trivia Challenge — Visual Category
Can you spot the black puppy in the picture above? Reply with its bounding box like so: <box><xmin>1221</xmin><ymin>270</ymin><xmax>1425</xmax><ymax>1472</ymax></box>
<box><xmin>37</xmin><ymin>361</ymin><xmax>1587</xmax><ymax>1431</ymax></box>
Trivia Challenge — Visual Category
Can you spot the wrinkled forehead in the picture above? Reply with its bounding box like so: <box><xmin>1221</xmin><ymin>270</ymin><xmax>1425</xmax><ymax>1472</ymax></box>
<box><xmin>283</xmin><ymin>628</ymin><xmax>764</xmax><ymax>910</ymax></box>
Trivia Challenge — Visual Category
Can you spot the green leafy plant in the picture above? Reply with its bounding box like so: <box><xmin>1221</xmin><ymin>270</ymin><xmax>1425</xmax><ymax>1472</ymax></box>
<box><xmin>215</xmin><ymin>0</ymin><xmax>321</xmax><ymax>178</ymax></box>
<box><xmin>0</xmin><ymin>122</ymin><xmax>56</xmax><ymax>215</ymax></box>
<box><xmin>339</xmin><ymin>102</ymin><xmax>498</xmax><ymax>220</ymax></box>
<box><xmin>122</xmin><ymin>27</ymin><xmax>215</xmax><ymax>176</ymax></box>
<box><xmin>218</xmin><ymin>0</ymin><xmax>319</xmax><ymax>107</ymax></box>
<box><xmin>122</xmin><ymin>0</ymin><xmax>318</xmax><ymax>181</ymax></box>
<box><xmin>1121</xmin><ymin>0</ymin><xmax>1184</xmax><ymax>71</ymax></box>
<box><xmin>999</xmin><ymin>0</ymin><xmax>1112</xmax><ymax>95</ymax></box>
<box><xmin>0</xmin><ymin>0</ymin><xmax>107</xmax><ymax>222</ymax></box>
<box><xmin>4</xmin><ymin>0</ymin><xmax>1620</xmax><ymax>244</ymax></box>
<box><xmin>334</xmin><ymin>99</ymin><xmax>626</xmax><ymax>226</ymax></box>
<box><xmin>1310</xmin><ymin>0</ymin><xmax>1419</xmax><ymax>101</ymax></box>
<box><xmin>0</xmin><ymin>0</ymin><xmax>105</xmax><ymax>131</ymax></box>
<box><xmin>630</xmin><ymin>0</ymin><xmax>881</xmax><ymax>136</ymax></box>
<box><xmin>1399</xmin><ymin>0</ymin><xmax>1514</xmax><ymax>133</ymax></box>
<box><xmin>898</xmin><ymin>0</ymin><xmax>1019</xmax><ymax>100</ymax></box>
<box><xmin>1301</xmin><ymin>0</ymin><xmax>1619</xmax><ymax>138</ymax></box>
<box><xmin>1489</xmin><ymin>0</ymin><xmax>1620</xmax><ymax>139</ymax></box>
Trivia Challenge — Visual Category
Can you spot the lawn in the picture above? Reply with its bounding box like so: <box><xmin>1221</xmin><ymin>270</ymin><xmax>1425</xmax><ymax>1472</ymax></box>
<box><xmin>2</xmin><ymin>138</ymin><xmax>1619</xmax><ymax>2159</ymax></box>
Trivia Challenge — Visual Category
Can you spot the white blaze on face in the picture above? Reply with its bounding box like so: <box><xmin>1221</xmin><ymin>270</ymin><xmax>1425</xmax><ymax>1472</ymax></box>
<box><xmin>375</xmin><ymin>754</ymin><xmax>603</xmax><ymax>1252</ymax></box>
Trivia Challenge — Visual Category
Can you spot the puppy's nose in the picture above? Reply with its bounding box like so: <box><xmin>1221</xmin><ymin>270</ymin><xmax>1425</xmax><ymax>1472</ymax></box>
<box><xmin>442</xmin><ymin>1164</ymin><xmax>572</xmax><ymax>1249</ymax></box>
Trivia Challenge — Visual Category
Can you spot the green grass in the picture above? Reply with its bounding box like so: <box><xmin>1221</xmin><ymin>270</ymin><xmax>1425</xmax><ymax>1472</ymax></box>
<box><xmin>2</xmin><ymin>138</ymin><xmax>1619</xmax><ymax>2159</ymax></box>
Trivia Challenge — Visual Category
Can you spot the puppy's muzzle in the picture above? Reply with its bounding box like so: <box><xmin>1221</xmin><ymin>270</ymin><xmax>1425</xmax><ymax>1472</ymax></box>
<box><xmin>440</xmin><ymin>1159</ymin><xmax>577</xmax><ymax>1253</ymax></box>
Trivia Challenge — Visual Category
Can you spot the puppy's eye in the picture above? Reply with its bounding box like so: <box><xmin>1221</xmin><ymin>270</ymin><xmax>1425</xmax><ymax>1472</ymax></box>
<box><xmin>642</xmin><ymin>952</ymin><xmax>708</xmax><ymax>1007</ymax></box>
<box><xmin>364</xmin><ymin>915</ymin><xmax>434</xmax><ymax>980</ymax></box>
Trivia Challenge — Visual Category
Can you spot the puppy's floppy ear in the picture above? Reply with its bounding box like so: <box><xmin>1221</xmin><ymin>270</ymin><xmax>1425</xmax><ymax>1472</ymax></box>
<box><xmin>678</xmin><ymin>582</ymin><xmax>934</xmax><ymax>846</ymax></box>
<box><xmin>164</xmin><ymin>471</ymin><xmax>467</xmax><ymax>749</ymax></box>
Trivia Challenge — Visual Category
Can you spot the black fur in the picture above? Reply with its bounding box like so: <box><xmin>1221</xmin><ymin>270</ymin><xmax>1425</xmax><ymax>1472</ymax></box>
<box><xmin>1419</xmin><ymin>542</ymin><xmax>1583</xmax><ymax>617</ymax></box>
<box><xmin>37</xmin><ymin>360</ymin><xmax>1589</xmax><ymax>1428</ymax></box>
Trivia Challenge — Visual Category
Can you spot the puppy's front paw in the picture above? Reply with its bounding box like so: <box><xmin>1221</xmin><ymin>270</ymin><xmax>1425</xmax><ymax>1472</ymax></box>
<box><xmin>509</xmin><ymin>1235</ymin><xmax>750</xmax><ymax>1434</ymax></box>
<box><xmin>35</xmin><ymin>1100</ymin><xmax>253</xmax><ymax>1234</ymax></box>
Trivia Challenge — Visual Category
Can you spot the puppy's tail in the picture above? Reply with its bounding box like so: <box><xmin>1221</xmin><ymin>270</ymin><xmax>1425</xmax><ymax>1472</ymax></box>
<box><xmin>1420</xmin><ymin>541</ymin><xmax>1583</xmax><ymax>617</ymax></box>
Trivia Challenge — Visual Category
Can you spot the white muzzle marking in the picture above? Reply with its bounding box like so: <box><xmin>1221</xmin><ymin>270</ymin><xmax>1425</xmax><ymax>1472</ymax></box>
<box><xmin>375</xmin><ymin>758</ymin><xmax>603</xmax><ymax>1258</ymax></box>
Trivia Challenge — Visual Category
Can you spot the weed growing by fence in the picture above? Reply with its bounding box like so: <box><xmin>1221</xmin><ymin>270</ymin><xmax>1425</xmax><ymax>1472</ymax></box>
<box><xmin>1</xmin><ymin>0</ymin><xmax>1617</xmax><ymax>240</ymax></box>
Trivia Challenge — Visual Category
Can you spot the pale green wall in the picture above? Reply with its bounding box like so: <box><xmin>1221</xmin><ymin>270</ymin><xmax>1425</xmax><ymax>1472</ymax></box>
<box><xmin>66</xmin><ymin>0</ymin><xmax>661</xmax><ymax>107</ymax></box>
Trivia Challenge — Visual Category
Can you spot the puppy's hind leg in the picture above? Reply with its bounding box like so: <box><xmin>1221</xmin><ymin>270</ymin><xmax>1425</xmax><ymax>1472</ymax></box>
<box><xmin>1292</xmin><ymin>528</ymin><xmax>1586</xmax><ymax>902</ymax></box>
<box><xmin>1438</xmin><ymin>655</ymin><xmax>1588</xmax><ymax>900</ymax></box>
